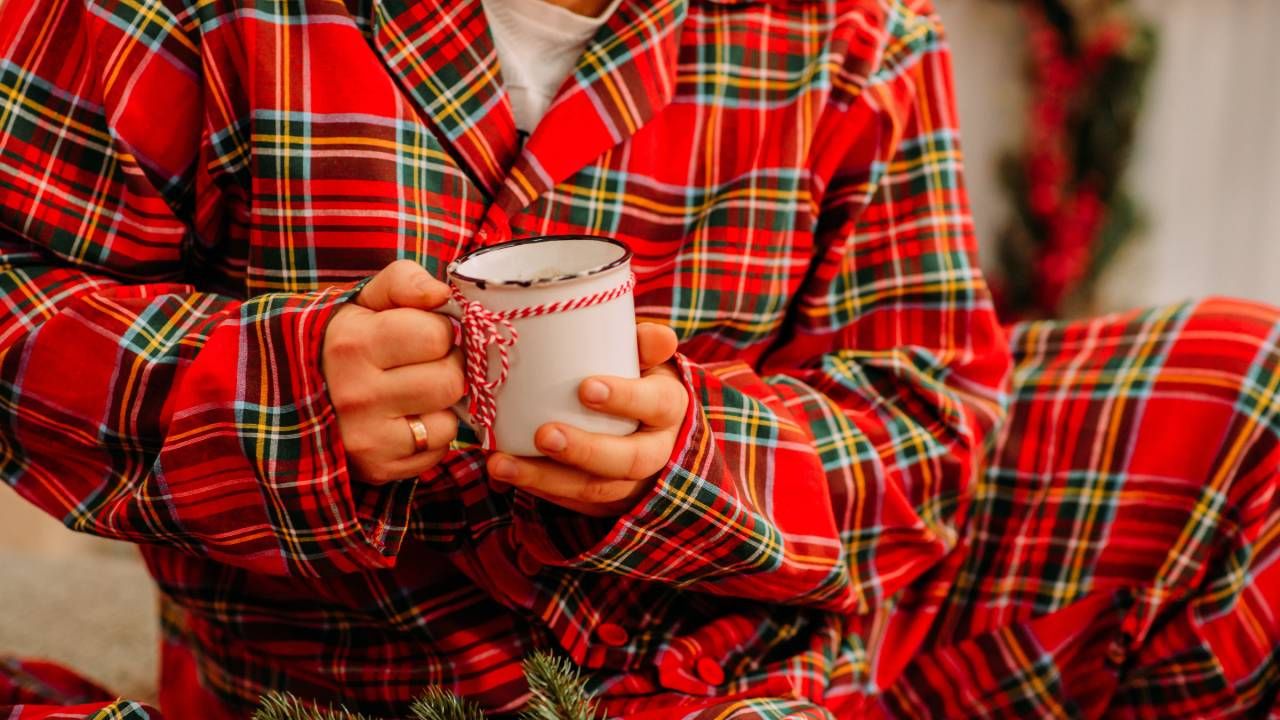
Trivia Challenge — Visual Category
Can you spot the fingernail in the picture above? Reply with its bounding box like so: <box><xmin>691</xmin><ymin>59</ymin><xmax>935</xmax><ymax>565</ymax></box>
<box><xmin>490</xmin><ymin>456</ymin><xmax>517</xmax><ymax>480</ymax></box>
<box><xmin>582</xmin><ymin>379</ymin><xmax>609</xmax><ymax>404</ymax></box>
<box><xmin>539</xmin><ymin>428</ymin><xmax>567</xmax><ymax>453</ymax></box>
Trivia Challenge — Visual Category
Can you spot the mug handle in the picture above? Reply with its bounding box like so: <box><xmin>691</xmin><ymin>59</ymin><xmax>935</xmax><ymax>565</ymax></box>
<box><xmin>432</xmin><ymin>298</ymin><xmax>475</xmax><ymax>431</ymax></box>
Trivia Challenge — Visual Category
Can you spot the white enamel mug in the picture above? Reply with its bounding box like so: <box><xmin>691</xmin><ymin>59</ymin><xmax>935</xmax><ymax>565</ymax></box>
<box><xmin>437</xmin><ymin>235</ymin><xmax>640</xmax><ymax>456</ymax></box>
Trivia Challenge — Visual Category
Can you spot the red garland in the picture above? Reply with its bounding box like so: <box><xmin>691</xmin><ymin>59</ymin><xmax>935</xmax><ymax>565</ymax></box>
<box><xmin>1027</xmin><ymin>11</ymin><xmax>1122</xmax><ymax>313</ymax></box>
<box><xmin>993</xmin><ymin>1</ymin><xmax>1156</xmax><ymax>321</ymax></box>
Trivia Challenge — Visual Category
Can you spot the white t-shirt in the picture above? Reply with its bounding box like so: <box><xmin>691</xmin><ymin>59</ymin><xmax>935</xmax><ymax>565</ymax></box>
<box><xmin>482</xmin><ymin>0</ymin><xmax>625</xmax><ymax>134</ymax></box>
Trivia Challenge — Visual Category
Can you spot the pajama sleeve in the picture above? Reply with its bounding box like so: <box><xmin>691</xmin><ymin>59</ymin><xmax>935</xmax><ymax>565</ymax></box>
<box><xmin>0</xmin><ymin>0</ymin><xmax>412</xmax><ymax>576</ymax></box>
<box><xmin>515</xmin><ymin>5</ymin><xmax>1012</xmax><ymax>613</ymax></box>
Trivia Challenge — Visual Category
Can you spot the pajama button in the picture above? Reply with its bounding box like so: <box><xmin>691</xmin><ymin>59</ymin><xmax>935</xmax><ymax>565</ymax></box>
<box><xmin>516</xmin><ymin>548</ymin><xmax>543</xmax><ymax>576</ymax></box>
<box><xmin>658</xmin><ymin>653</ymin><xmax>681</xmax><ymax>677</ymax></box>
<box><xmin>695</xmin><ymin>657</ymin><xmax>725</xmax><ymax>685</ymax></box>
<box><xmin>1106</xmin><ymin>641</ymin><xmax>1127</xmax><ymax>668</ymax></box>
<box><xmin>596</xmin><ymin>622</ymin><xmax>628</xmax><ymax>647</ymax></box>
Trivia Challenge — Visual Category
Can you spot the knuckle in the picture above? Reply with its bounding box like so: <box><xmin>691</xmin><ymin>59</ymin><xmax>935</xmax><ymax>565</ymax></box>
<box><xmin>440</xmin><ymin>368</ymin><xmax>467</xmax><ymax>406</ymax></box>
<box><xmin>508</xmin><ymin>461</ymin><xmax>534</xmax><ymax>485</ymax></box>
<box><xmin>580</xmin><ymin>479</ymin><xmax>624</xmax><ymax>504</ymax></box>
<box><xmin>324</xmin><ymin>331</ymin><xmax>365</xmax><ymax>364</ymax></box>
<box><xmin>626</xmin><ymin>448</ymin><xmax>652</xmax><ymax>480</ymax></box>
<box><xmin>423</xmin><ymin>318</ymin><xmax>453</xmax><ymax>358</ymax></box>
<box><xmin>618</xmin><ymin>385</ymin><xmax>651</xmax><ymax>419</ymax></box>
<box><xmin>657</xmin><ymin>379</ymin><xmax>688</xmax><ymax>425</ymax></box>
<box><xmin>329</xmin><ymin>384</ymin><xmax>370</xmax><ymax>414</ymax></box>
<box><xmin>342</xmin><ymin>429</ymin><xmax>378</xmax><ymax>456</ymax></box>
<box><xmin>499</xmin><ymin>456</ymin><xmax>529</xmax><ymax>484</ymax></box>
<box><xmin>383</xmin><ymin>262</ymin><xmax>424</xmax><ymax>302</ymax></box>
<box><xmin>432</xmin><ymin>411</ymin><xmax>460</xmax><ymax>442</ymax></box>
<box><xmin>370</xmin><ymin>311</ymin><xmax>401</xmax><ymax>342</ymax></box>
<box><xmin>386</xmin><ymin>258</ymin><xmax>420</xmax><ymax>278</ymax></box>
<box><xmin>576</xmin><ymin>481</ymin><xmax>604</xmax><ymax>503</ymax></box>
<box><xmin>562</xmin><ymin>433</ymin><xmax>592</xmax><ymax>464</ymax></box>
<box><xmin>612</xmin><ymin>379</ymin><xmax>636</xmax><ymax>408</ymax></box>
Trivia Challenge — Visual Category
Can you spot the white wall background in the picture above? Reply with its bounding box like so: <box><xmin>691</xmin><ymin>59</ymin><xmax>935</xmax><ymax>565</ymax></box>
<box><xmin>938</xmin><ymin>0</ymin><xmax>1280</xmax><ymax>313</ymax></box>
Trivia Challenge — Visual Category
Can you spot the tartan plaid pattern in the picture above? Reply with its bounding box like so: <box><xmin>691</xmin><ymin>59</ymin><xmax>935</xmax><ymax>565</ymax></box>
<box><xmin>0</xmin><ymin>657</ymin><xmax>159</xmax><ymax>718</ymax></box>
<box><xmin>881</xmin><ymin>299</ymin><xmax>1280</xmax><ymax>720</ymax></box>
<box><xmin>0</xmin><ymin>0</ymin><xmax>1276</xmax><ymax>719</ymax></box>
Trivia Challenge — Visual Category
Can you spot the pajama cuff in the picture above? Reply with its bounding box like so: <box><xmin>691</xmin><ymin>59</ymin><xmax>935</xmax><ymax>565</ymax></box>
<box><xmin>293</xmin><ymin>281</ymin><xmax>417</xmax><ymax>571</ymax></box>
<box><xmin>512</xmin><ymin>352</ymin><xmax>727</xmax><ymax>582</ymax></box>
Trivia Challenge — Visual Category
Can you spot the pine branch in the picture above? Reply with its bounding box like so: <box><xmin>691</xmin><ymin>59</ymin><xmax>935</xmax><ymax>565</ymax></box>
<box><xmin>409</xmin><ymin>688</ymin><xmax>487</xmax><ymax>720</ymax></box>
<box><xmin>251</xmin><ymin>654</ymin><xmax>600</xmax><ymax>720</ymax></box>
<box><xmin>517</xmin><ymin>652</ymin><xmax>599</xmax><ymax>720</ymax></box>
<box><xmin>252</xmin><ymin>692</ymin><xmax>374</xmax><ymax>720</ymax></box>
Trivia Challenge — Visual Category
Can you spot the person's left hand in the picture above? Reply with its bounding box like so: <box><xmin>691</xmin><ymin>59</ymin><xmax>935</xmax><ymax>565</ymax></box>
<box><xmin>485</xmin><ymin>323</ymin><xmax>688</xmax><ymax>518</ymax></box>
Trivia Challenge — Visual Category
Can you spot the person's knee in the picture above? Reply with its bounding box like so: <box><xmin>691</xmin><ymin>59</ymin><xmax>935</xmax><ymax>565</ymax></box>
<box><xmin>1157</xmin><ymin>297</ymin><xmax>1280</xmax><ymax>396</ymax></box>
<box><xmin>1184</xmin><ymin>296</ymin><xmax>1280</xmax><ymax>359</ymax></box>
<box><xmin>1002</xmin><ymin>295</ymin><xmax>1278</xmax><ymax>510</ymax></box>
<box><xmin>1173</xmin><ymin>297</ymin><xmax>1279</xmax><ymax>508</ymax></box>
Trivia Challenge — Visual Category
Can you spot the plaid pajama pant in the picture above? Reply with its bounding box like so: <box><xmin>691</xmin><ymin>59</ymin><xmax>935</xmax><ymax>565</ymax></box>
<box><xmin>883</xmin><ymin>297</ymin><xmax>1280</xmax><ymax>719</ymax></box>
<box><xmin>635</xmin><ymin>297</ymin><xmax>1279</xmax><ymax>719</ymax></box>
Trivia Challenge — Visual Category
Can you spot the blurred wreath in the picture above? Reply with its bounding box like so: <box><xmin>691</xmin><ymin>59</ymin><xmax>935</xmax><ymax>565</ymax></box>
<box><xmin>992</xmin><ymin>0</ymin><xmax>1158</xmax><ymax>320</ymax></box>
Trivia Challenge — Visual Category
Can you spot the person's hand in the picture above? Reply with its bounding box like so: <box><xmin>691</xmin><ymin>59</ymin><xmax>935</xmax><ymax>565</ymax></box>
<box><xmin>323</xmin><ymin>260</ymin><xmax>464</xmax><ymax>484</ymax></box>
<box><xmin>485</xmin><ymin>323</ymin><xmax>688</xmax><ymax>517</ymax></box>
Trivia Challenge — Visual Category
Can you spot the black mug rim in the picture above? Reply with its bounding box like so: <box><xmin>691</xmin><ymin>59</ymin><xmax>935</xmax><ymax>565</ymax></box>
<box><xmin>448</xmin><ymin>234</ymin><xmax>632</xmax><ymax>288</ymax></box>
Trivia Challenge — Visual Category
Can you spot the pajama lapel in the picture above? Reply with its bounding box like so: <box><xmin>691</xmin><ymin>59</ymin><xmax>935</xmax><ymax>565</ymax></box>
<box><xmin>493</xmin><ymin>0</ymin><xmax>688</xmax><ymax>216</ymax></box>
<box><xmin>368</xmin><ymin>0</ymin><xmax>520</xmax><ymax>199</ymax></box>
<box><xmin>365</xmin><ymin>0</ymin><xmax>687</xmax><ymax>240</ymax></box>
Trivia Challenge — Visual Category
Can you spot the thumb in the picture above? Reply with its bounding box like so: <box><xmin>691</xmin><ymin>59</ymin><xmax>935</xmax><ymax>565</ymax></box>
<box><xmin>356</xmin><ymin>259</ymin><xmax>451</xmax><ymax>311</ymax></box>
<box><xmin>637</xmin><ymin>322</ymin><xmax>679</xmax><ymax>370</ymax></box>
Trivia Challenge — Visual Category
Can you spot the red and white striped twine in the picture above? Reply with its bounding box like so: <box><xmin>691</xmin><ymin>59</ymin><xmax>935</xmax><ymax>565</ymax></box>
<box><xmin>450</xmin><ymin>272</ymin><xmax>636</xmax><ymax>449</ymax></box>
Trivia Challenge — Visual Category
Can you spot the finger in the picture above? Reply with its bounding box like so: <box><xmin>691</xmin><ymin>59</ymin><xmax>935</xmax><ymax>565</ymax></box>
<box><xmin>534</xmin><ymin>423</ymin><xmax>673</xmax><ymax>480</ymax></box>
<box><xmin>359</xmin><ymin>447</ymin><xmax>450</xmax><ymax>485</ymax></box>
<box><xmin>636</xmin><ymin>323</ymin><xmax>678</xmax><ymax>370</ymax></box>
<box><xmin>486</xmin><ymin>454</ymin><xmax>647</xmax><ymax>516</ymax></box>
<box><xmin>356</xmin><ymin>259</ymin><xmax>451</xmax><ymax>312</ymax></box>
<box><xmin>402</xmin><ymin>409</ymin><xmax>460</xmax><ymax>456</ymax></box>
<box><xmin>578</xmin><ymin>372</ymin><xmax>687</xmax><ymax>427</ymax></box>
<box><xmin>367</xmin><ymin>308</ymin><xmax>456</xmax><ymax>367</ymax></box>
<box><xmin>516</xmin><ymin>485</ymin><xmax>631</xmax><ymax>518</ymax></box>
<box><xmin>380</xmin><ymin>349</ymin><xmax>466</xmax><ymax>415</ymax></box>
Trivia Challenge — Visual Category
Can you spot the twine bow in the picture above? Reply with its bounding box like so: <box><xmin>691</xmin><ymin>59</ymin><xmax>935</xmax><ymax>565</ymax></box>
<box><xmin>450</xmin><ymin>272</ymin><xmax>636</xmax><ymax>450</ymax></box>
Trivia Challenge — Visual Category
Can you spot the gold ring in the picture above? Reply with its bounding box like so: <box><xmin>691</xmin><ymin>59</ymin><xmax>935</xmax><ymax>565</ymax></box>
<box><xmin>407</xmin><ymin>416</ymin><xmax>431</xmax><ymax>454</ymax></box>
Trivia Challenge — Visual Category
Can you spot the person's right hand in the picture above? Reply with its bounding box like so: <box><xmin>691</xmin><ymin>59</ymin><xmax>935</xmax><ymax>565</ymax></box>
<box><xmin>322</xmin><ymin>260</ymin><xmax>465</xmax><ymax>485</ymax></box>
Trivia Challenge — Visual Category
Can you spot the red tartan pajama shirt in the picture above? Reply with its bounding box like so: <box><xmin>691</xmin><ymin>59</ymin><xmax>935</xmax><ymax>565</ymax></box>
<box><xmin>2</xmin><ymin>0</ymin><xmax>1278</xmax><ymax>718</ymax></box>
